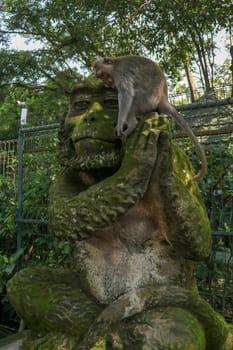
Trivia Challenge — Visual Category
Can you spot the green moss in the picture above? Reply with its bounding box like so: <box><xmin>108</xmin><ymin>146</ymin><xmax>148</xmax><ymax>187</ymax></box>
<box><xmin>172</xmin><ymin>142</ymin><xmax>197</xmax><ymax>186</ymax></box>
<box><xmin>71</xmin><ymin>78</ymin><xmax>110</xmax><ymax>95</ymax></box>
<box><xmin>21</xmin><ymin>331</ymin><xmax>79</xmax><ymax>350</ymax></box>
<box><xmin>115</xmin><ymin>307</ymin><xmax>206</xmax><ymax>350</ymax></box>
<box><xmin>7</xmin><ymin>267</ymin><xmax>102</xmax><ymax>338</ymax></box>
<box><xmin>189</xmin><ymin>297</ymin><xmax>229</xmax><ymax>350</ymax></box>
<box><xmin>169</xmin><ymin>173</ymin><xmax>211</xmax><ymax>257</ymax></box>
<box><xmin>0</xmin><ymin>333</ymin><xmax>22</xmax><ymax>347</ymax></box>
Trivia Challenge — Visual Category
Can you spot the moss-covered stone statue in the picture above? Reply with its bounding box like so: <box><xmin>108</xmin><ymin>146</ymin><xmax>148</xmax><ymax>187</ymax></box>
<box><xmin>7</xmin><ymin>81</ymin><xmax>231</xmax><ymax>349</ymax></box>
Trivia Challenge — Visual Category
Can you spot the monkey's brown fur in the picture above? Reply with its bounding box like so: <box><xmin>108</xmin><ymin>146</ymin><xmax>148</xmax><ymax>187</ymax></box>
<box><xmin>93</xmin><ymin>55</ymin><xmax>207</xmax><ymax>181</ymax></box>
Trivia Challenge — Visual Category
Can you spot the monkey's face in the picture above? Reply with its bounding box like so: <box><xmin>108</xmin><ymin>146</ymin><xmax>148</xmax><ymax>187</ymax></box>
<box><xmin>93</xmin><ymin>58</ymin><xmax>115</xmax><ymax>88</ymax></box>
<box><xmin>59</xmin><ymin>85</ymin><xmax>122</xmax><ymax>171</ymax></box>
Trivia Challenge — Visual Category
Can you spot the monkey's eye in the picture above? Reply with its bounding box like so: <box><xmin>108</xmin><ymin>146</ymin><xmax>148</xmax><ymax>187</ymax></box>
<box><xmin>72</xmin><ymin>100</ymin><xmax>91</xmax><ymax>114</ymax></box>
<box><xmin>103</xmin><ymin>98</ymin><xmax>118</xmax><ymax>109</ymax></box>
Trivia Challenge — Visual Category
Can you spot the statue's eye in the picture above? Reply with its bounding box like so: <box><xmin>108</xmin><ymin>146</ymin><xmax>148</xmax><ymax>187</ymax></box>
<box><xmin>73</xmin><ymin>100</ymin><xmax>91</xmax><ymax>113</ymax></box>
<box><xmin>104</xmin><ymin>98</ymin><xmax>118</xmax><ymax>108</ymax></box>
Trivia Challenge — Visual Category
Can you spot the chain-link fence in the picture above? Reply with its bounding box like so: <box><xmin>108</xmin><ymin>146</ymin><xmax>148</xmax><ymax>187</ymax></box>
<box><xmin>15</xmin><ymin>124</ymin><xmax>60</xmax><ymax>251</ymax></box>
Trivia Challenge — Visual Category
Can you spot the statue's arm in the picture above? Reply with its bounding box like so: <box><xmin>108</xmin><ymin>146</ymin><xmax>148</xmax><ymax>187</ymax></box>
<box><xmin>49</xmin><ymin>121</ymin><xmax>159</xmax><ymax>240</ymax></box>
<box><xmin>166</xmin><ymin>176</ymin><xmax>212</xmax><ymax>260</ymax></box>
<box><xmin>151</xmin><ymin>133</ymin><xmax>211</xmax><ymax>260</ymax></box>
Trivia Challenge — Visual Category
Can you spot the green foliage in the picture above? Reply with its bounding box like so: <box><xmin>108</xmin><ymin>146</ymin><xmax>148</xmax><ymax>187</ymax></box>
<box><xmin>0</xmin><ymin>88</ymin><xmax>20</xmax><ymax>139</ymax></box>
<box><xmin>197</xmin><ymin>234</ymin><xmax>233</xmax><ymax>322</ymax></box>
<box><xmin>1</xmin><ymin>0</ymin><xmax>232</xmax><ymax>90</ymax></box>
<box><xmin>0</xmin><ymin>0</ymin><xmax>232</xmax><ymax>139</ymax></box>
<box><xmin>0</xmin><ymin>143</ymin><xmax>72</xmax><ymax>328</ymax></box>
<box><xmin>0</xmin><ymin>176</ymin><xmax>17</xmax><ymax>243</ymax></box>
<box><xmin>16</xmin><ymin>147</ymin><xmax>68</xmax><ymax>262</ymax></box>
<box><xmin>175</xmin><ymin>136</ymin><xmax>232</xmax><ymax>234</ymax></box>
<box><xmin>22</xmin><ymin>151</ymin><xmax>58</xmax><ymax>215</ymax></box>
<box><xmin>213</xmin><ymin>59</ymin><xmax>232</xmax><ymax>89</ymax></box>
<box><xmin>0</xmin><ymin>249</ymin><xmax>24</xmax><ymax>294</ymax></box>
<box><xmin>0</xmin><ymin>85</ymin><xmax>69</xmax><ymax>139</ymax></box>
<box><xmin>0</xmin><ymin>49</ymin><xmax>40</xmax><ymax>86</ymax></box>
<box><xmin>200</xmin><ymin>142</ymin><xmax>233</xmax><ymax>233</ymax></box>
<box><xmin>176</xmin><ymin>134</ymin><xmax>233</xmax><ymax>322</ymax></box>
<box><xmin>140</xmin><ymin>0</ymin><xmax>232</xmax><ymax>91</ymax></box>
<box><xmin>192</xmin><ymin>143</ymin><xmax>231</xmax><ymax>228</ymax></box>
<box><xmin>0</xmin><ymin>249</ymin><xmax>24</xmax><ymax>329</ymax></box>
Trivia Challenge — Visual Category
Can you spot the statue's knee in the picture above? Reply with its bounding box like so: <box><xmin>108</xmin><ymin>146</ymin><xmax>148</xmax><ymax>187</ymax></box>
<box><xmin>7</xmin><ymin>267</ymin><xmax>32</xmax><ymax>297</ymax></box>
<box><xmin>143</xmin><ymin>307</ymin><xmax>206</xmax><ymax>350</ymax></box>
<box><xmin>7</xmin><ymin>268</ymin><xmax>36</xmax><ymax>322</ymax></box>
<box><xmin>107</xmin><ymin>307</ymin><xmax>206</xmax><ymax>350</ymax></box>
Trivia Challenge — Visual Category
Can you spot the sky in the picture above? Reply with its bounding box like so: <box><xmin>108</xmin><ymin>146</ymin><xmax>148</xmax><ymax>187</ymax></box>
<box><xmin>10</xmin><ymin>35</ymin><xmax>43</xmax><ymax>51</ymax></box>
<box><xmin>214</xmin><ymin>31</ymin><xmax>230</xmax><ymax>64</ymax></box>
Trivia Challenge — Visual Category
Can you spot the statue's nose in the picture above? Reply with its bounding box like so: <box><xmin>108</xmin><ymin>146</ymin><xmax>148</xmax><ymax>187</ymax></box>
<box><xmin>83</xmin><ymin>114</ymin><xmax>96</xmax><ymax>123</ymax></box>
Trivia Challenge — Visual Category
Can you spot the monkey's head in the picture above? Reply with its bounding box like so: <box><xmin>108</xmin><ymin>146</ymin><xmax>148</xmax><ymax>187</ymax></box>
<box><xmin>93</xmin><ymin>57</ymin><xmax>115</xmax><ymax>88</ymax></box>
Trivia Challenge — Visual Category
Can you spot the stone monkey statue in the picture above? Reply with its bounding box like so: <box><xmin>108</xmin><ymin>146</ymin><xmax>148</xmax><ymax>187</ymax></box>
<box><xmin>7</xmin><ymin>81</ymin><xmax>230</xmax><ymax>350</ymax></box>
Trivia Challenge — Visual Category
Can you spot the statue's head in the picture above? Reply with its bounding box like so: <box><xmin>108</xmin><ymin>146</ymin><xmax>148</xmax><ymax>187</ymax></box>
<box><xmin>59</xmin><ymin>80</ymin><xmax>122</xmax><ymax>172</ymax></box>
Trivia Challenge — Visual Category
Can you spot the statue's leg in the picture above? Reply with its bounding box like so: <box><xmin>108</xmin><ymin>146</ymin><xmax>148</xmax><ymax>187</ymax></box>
<box><xmin>106</xmin><ymin>307</ymin><xmax>206</xmax><ymax>350</ymax></box>
<box><xmin>7</xmin><ymin>267</ymin><xmax>102</xmax><ymax>349</ymax></box>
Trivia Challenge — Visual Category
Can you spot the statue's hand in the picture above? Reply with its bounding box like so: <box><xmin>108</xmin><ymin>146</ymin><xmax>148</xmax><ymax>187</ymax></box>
<box><xmin>50</xmin><ymin>115</ymin><xmax>160</xmax><ymax>240</ymax></box>
<box><xmin>119</xmin><ymin>117</ymin><xmax>160</xmax><ymax>186</ymax></box>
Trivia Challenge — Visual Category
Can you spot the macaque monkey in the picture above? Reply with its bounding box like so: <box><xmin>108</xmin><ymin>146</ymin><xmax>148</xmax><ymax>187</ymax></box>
<box><xmin>93</xmin><ymin>55</ymin><xmax>207</xmax><ymax>181</ymax></box>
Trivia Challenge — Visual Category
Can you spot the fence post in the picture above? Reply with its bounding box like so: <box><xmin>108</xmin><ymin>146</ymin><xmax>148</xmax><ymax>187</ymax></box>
<box><xmin>16</xmin><ymin>127</ymin><xmax>24</xmax><ymax>251</ymax></box>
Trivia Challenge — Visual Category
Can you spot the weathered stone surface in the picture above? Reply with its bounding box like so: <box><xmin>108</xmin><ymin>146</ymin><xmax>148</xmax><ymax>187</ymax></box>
<box><xmin>7</xmin><ymin>82</ymin><xmax>231</xmax><ymax>349</ymax></box>
<box><xmin>0</xmin><ymin>341</ymin><xmax>22</xmax><ymax>350</ymax></box>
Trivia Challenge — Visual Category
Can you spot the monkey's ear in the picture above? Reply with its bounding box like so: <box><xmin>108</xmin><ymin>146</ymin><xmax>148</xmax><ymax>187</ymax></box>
<box><xmin>103</xmin><ymin>57</ymin><xmax>113</xmax><ymax>64</ymax></box>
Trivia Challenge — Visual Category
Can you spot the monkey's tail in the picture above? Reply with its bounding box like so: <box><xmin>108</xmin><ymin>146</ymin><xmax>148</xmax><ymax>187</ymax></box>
<box><xmin>169</xmin><ymin>105</ymin><xmax>207</xmax><ymax>181</ymax></box>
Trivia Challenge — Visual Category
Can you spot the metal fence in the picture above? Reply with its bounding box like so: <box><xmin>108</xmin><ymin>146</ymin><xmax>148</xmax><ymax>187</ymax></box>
<box><xmin>0</xmin><ymin>98</ymin><xmax>232</xmax><ymax>322</ymax></box>
<box><xmin>16</xmin><ymin>124</ymin><xmax>60</xmax><ymax>251</ymax></box>
<box><xmin>170</xmin><ymin>85</ymin><xmax>233</xmax><ymax>106</ymax></box>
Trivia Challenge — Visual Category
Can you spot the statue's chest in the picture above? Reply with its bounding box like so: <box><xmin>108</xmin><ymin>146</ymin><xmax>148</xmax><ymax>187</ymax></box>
<box><xmin>73</xmin><ymin>205</ymin><xmax>181</xmax><ymax>304</ymax></box>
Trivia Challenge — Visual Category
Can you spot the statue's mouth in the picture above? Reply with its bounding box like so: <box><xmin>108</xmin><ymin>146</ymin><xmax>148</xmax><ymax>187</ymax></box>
<box><xmin>66</xmin><ymin>136</ymin><xmax>122</xmax><ymax>170</ymax></box>
<box><xmin>74</xmin><ymin>136</ymin><xmax>115</xmax><ymax>143</ymax></box>
<box><xmin>71</xmin><ymin>136</ymin><xmax>122</xmax><ymax>149</ymax></box>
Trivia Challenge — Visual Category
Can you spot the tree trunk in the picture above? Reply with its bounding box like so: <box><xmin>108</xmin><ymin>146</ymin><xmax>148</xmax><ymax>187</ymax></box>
<box><xmin>184</xmin><ymin>62</ymin><xmax>196</xmax><ymax>102</ymax></box>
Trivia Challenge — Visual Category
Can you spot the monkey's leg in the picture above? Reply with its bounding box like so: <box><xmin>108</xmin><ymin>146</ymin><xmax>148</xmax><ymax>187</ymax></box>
<box><xmin>122</xmin><ymin>112</ymin><xmax>138</xmax><ymax>138</ymax></box>
<box><xmin>117</xmin><ymin>90</ymin><xmax>134</xmax><ymax>136</ymax></box>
